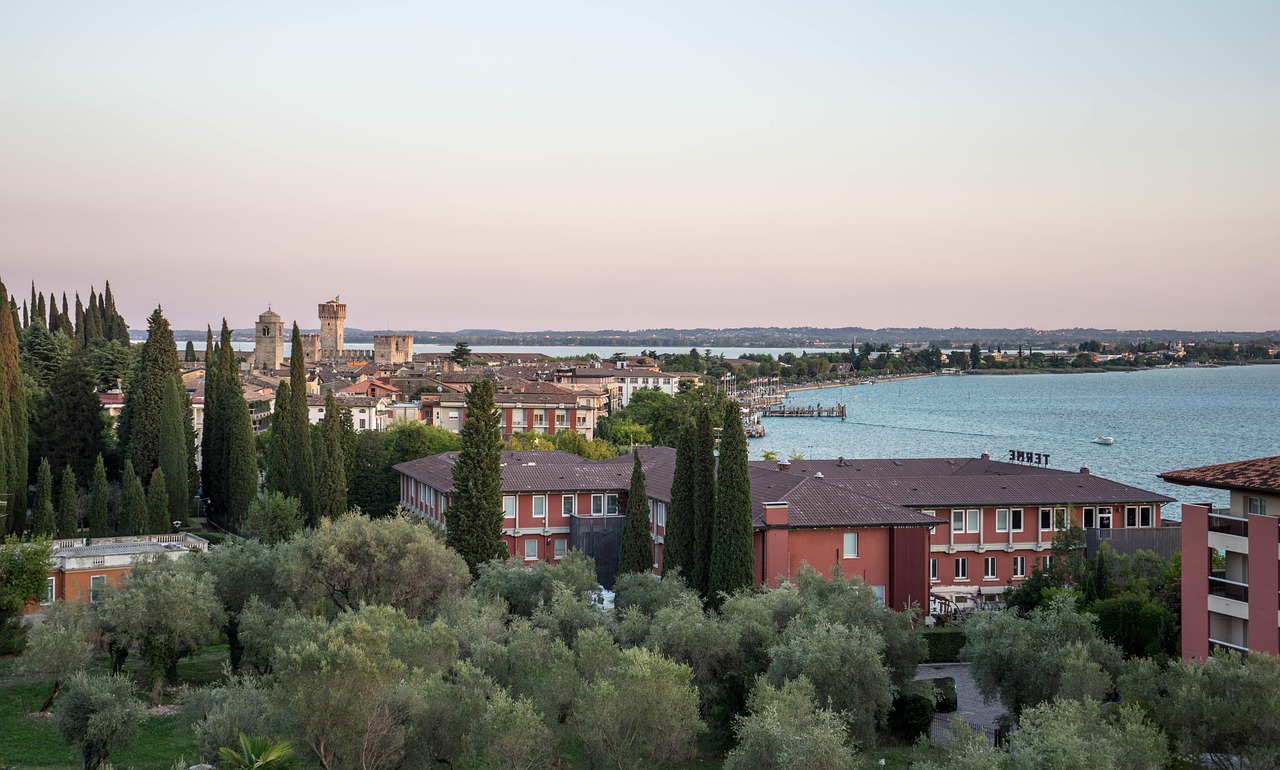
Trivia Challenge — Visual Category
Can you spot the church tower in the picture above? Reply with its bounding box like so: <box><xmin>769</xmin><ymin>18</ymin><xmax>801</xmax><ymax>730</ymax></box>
<box><xmin>318</xmin><ymin>298</ymin><xmax>346</xmax><ymax>363</ymax></box>
<box><xmin>253</xmin><ymin>308</ymin><xmax>284</xmax><ymax>371</ymax></box>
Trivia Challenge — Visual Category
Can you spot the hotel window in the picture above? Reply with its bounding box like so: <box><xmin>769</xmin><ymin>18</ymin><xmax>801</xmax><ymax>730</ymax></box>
<box><xmin>951</xmin><ymin>510</ymin><xmax>965</xmax><ymax>532</ymax></box>
<box><xmin>555</xmin><ymin>413</ymin><xmax>567</xmax><ymax>426</ymax></box>
<box><xmin>996</xmin><ymin>509</ymin><xmax>1010</xmax><ymax>532</ymax></box>
<box><xmin>562</xmin><ymin>495</ymin><xmax>576</xmax><ymax>516</ymax></box>
<box><xmin>954</xmin><ymin>558</ymin><xmax>968</xmax><ymax>580</ymax></box>
<box><xmin>1097</xmin><ymin>508</ymin><xmax>1112</xmax><ymax>529</ymax></box>
<box><xmin>1125</xmin><ymin>506</ymin><xmax>1138</xmax><ymax>527</ymax></box>
<box><xmin>524</xmin><ymin>539</ymin><xmax>538</xmax><ymax>561</ymax></box>
<box><xmin>502</xmin><ymin>496</ymin><xmax>517</xmax><ymax>519</ymax></box>
<box><xmin>554</xmin><ymin>538</ymin><xmax>567</xmax><ymax>560</ymax></box>
<box><xmin>984</xmin><ymin>557</ymin><xmax>997</xmax><ymax>579</ymax></box>
<box><xmin>1010</xmin><ymin>508</ymin><xmax>1023</xmax><ymax>531</ymax></box>
<box><xmin>532</xmin><ymin>495</ymin><xmax>546</xmax><ymax>518</ymax></box>
<box><xmin>1248</xmin><ymin>497</ymin><xmax>1267</xmax><ymax>515</ymax></box>
<box><xmin>930</xmin><ymin>559</ymin><xmax>939</xmax><ymax>581</ymax></box>
<box><xmin>1040</xmin><ymin>508</ymin><xmax>1067</xmax><ymax>531</ymax></box>
<box><xmin>1083</xmin><ymin>507</ymin><xmax>1095</xmax><ymax>528</ymax></box>
<box><xmin>534</xmin><ymin>411</ymin><xmax>546</xmax><ymax>426</ymax></box>
<box><xmin>606</xmin><ymin>494</ymin><xmax>619</xmax><ymax>515</ymax></box>
<box><xmin>1042</xmin><ymin>555</ymin><xmax>1052</xmax><ymax>571</ymax></box>
<box><xmin>1013</xmin><ymin>556</ymin><xmax>1026</xmax><ymax>578</ymax></box>
<box><xmin>1140</xmin><ymin>506</ymin><xmax>1153</xmax><ymax>528</ymax></box>
<box><xmin>966</xmin><ymin>509</ymin><xmax>980</xmax><ymax>534</ymax></box>
<box><xmin>592</xmin><ymin>495</ymin><xmax>604</xmax><ymax>515</ymax></box>
<box><xmin>42</xmin><ymin>576</ymin><xmax>55</xmax><ymax>605</ymax></box>
<box><xmin>90</xmin><ymin>575</ymin><xmax>106</xmax><ymax>604</ymax></box>
<box><xmin>843</xmin><ymin>532</ymin><xmax>858</xmax><ymax>558</ymax></box>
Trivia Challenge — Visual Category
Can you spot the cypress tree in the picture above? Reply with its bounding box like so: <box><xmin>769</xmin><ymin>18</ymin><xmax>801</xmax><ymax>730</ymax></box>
<box><xmin>147</xmin><ymin>468</ymin><xmax>170</xmax><ymax>535</ymax></box>
<box><xmin>32</xmin><ymin>457</ymin><xmax>56</xmax><ymax>536</ymax></box>
<box><xmin>287</xmin><ymin>323</ymin><xmax>315</xmax><ymax>523</ymax></box>
<box><xmin>184</xmin><ymin>340</ymin><xmax>196</xmax><ymax>362</ymax></box>
<box><xmin>35</xmin><ymin>291</ymin><xmax>45</xmax><ymax>327</ymax></box>
<box><xmin>120</xmin><ymin>460</ymin><xmax>147</xmax><ymax>536</ymax></box>
<box><xmin>265</xmin><ymin>380</ymin><xmax>292</xmax><ymax>494</ymax></box>
<box><xmin>660</xmin><ymin>424</ymin><xmax>696</xmax><ymax>581</ymax></box>
<box><xmin>57</xmin><ymin>465</ymin><xmax>78</xmax><ymax>538</ymax></box>
<box><xmin>42</xmin><ymin>350</ymin><xmax>106</xmax><ymax>484</ymax></box>
<box><xmin>200</xmin><ymin>327</ymin><xmax>221</xmax><ymax>512</ymax></box>
<box><xmin>22</xmin><ymin>299</ymin><xmax>28</xmax><ymax>330</ymax></box>
<box><xmin>119</xmin><ymin>307</ymin><xmax>192</xmax><ymax>483</ymax></box>
<box><xmin>74</xmin><ymin>294</ymin><xmax>86</xmax><ymax>348</ymax></box>
<box><xmin>708</xmin><ymin>400</ymin><xmax>755</xmax><ymax>605</ymax></box>
<box><xmin>618</xmin><ymin>449</ymin><xmax>653</xmax><ymax>575</ymax></box>
<box><xmin>218</xmin><ymin>323</ymin><xmax>257</xmax><ymax>525</ymax></box>
<box><xmin>689</xmin><ymin>401</ymin><xmax>717</xmax><ymax>597</ymax></box>
<box><xmin>446</xmin><ymin>377</ymin><xmax>506</xmax><ymax>576</ymax></box>
<box><xmin>89</xmin><ymin>455</ymin><xmax>109</xmax><ymax>538</ymax></box>
<box><xmin>316</xmin><ymin>390</ymin><xmax>347</xmax><ymax>521</ymax></box>
<box><xmin>84</xmin><ymin>288</ymin><xmax>103</xmax><ymax>342</ymax></box>
<box><xmin>0</xmin><ymin>279</ymin><xmax>29</xmax><ymax>536</ymax></box>
<box><xmin>158</xmin><ymin>377</ymin><xmax>190</xmax><ymax>526</ymax></box>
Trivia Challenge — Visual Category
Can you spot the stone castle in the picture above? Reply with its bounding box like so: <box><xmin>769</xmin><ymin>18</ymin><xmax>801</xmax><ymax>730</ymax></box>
<box><xmin>252</xmin><ymin>298</ymin><xmax>413</xmax><ymax>370</ymax></box>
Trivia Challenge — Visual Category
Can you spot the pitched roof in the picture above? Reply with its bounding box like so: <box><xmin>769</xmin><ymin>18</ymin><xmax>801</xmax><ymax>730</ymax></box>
<box><xmin>1160</xmin><ymin>456</ymin><xmax>1280</xmax><ymax>495</ymax></box>
<box><xmin>395</xmin><ymin>450</ymin><xmax>621</xmax><ymax>494</ymax></box>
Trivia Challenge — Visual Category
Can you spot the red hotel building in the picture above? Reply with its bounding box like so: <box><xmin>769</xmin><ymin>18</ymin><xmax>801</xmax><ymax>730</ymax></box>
<box><xmin>1160</xmin><ymin>456</ymin><xmax>1280</xmax><ymax>658</ymax></box>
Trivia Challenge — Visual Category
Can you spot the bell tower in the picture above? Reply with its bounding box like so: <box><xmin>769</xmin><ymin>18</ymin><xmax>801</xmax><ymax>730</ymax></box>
<box><xmin>253</xmin><ymin>308</ymin><xmax>284</xmax><ymax>371</ymax></box>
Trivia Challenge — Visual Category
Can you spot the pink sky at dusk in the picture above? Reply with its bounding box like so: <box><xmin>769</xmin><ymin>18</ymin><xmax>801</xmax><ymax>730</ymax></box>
<box><xmin>2</xmin><ymin>2</ymin><xmax>1277</xmax><ymax>333</ymax></box>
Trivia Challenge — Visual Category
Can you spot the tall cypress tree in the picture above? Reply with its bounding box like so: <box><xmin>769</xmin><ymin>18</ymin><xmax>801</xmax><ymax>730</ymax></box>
<box><xmin>184</xmin><ymin>340</ymin><xmax>196</xmax><ymax>362</ymax></box>
<box><xmin>120</xmin><ymin>460</ymin><xmax>147</xmax><ymax>536</ymax></box>
<box><xmin>74</xmin><ymin>294</ymin><xmax>86</xmax><ymax>348</ymax></box>
<box><xmin>89</xmin><ymin>455</ymin><xmax>109</xmax><ymax>538</ymax></box>
<box><xmin>0</xmin><ymin>279</ymin><xmax>28</xmax><ymax>536</ymax></box>
<box><xmin>32</xmin><ymin>457</ymin><xmax>55</xmax><ymax>536</ymax></box>
<box><xmin>217</xmin><ymin>323</ymin><xmax>257</xmax><ymax>525</ymax></box>
<box><xmin>118</xmin><ymin>307</ymin><xmax>193</xmax><ymax>484</ymax></box>
<box><xmin>689</xmin><ymin>401</ymin><xmax>718</xmax><ymax>597</ymax></box>
<box><xmin>618</xmin><ymin>449</ymin><xmax>653</xmax><ymax>575</ymax></box>
<box><xmin>57</xmin><ymin>465</ymin><xmax>78</xmax><ymax>538</ymax></box>
<box><xmin>660</xmin><ymin>424</ymin><xmax>696</xmax><ymax>581</ymax></box>
<box><xmin>288</xmin><ymin>323</ymin><xmax>316</xmax><ymax>523</ymax></box>
<box><xmin>147</xmin><ymin>468</ymin><xmax>170</xmax><ymax>535</ymax></box>
<box><xmin>315</xmin><ymin>390</ymin><xmax>348</xmax><ymax>521</ymax></box>
<box><xmin>158</xmin><ymin>377</ymin><xmax>191</xmax><ymax>527</ymax></box>
<box><xmin>708</xmin><ymin>400</ymin><xmax>755</xmax><ymax>605</ymax></box>
<box><xmin>446</xmin><ymin>378</ymin><xmax>506</xmax><ymax>576</ymax></box>
<box><xmin>200</xmin><ymin>327</ymin><xmax>221</xmax><ymax>512</ymax></box>
<box><xmin>265</xmin><ymin>380</ymin><xmax>292</xmax><ymax>495</ymax></box>
<box><xmin>41</xmin><ymin>350</ymin><xmax>106</xmax><ymax>485</ymax></box>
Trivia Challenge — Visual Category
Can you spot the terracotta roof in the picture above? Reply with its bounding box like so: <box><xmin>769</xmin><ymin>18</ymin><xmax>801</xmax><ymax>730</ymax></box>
<box><xmin>1160</xmin><ymin>456</ymin><xmax>1280</xmax><ymax>495</ymax></box>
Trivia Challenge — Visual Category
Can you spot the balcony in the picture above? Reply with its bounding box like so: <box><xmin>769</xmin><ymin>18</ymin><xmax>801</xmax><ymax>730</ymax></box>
<box><xmin>1208</xmin><ymin>512</ymin><xmax>1248</xmax><ymax>538</ymax></box>
<box><xmin>1208</xmin><ymin>576</ymin><xmax>1249</xmax><ymax>603</ymax></box>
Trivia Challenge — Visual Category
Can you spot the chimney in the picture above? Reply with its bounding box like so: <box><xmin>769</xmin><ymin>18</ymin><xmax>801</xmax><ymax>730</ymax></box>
<box><xmin>837</xmin><ymin>456</ymin><xmax>845</xmax><ymax>467</ymax></box>
<box><xmin>778</xmin><ymin>460</ymin><xmax>790</xmax><ymax>472</ymax></box>
<box><xmin>1079</xmin><ymin>466</ymin><xmax>1090</xmax><ymax>475</ymax></box>
<box><xmin>981</xmin><ymin>452</ymin><xmax>990</xmax><ymax>461</ymax></box>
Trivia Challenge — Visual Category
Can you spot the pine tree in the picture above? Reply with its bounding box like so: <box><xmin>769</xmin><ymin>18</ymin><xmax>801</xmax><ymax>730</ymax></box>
<box><xmin>41</xmin><ymin>351</ymin><xmax>106</xmax><ymax>484</ymax></box>
<box><xmin>0</xmin><ymin>279</ymin><xmax>29</xmax><ymax>536</ymax></box>
<box><xmin>147</xmin><ymin>468</ymin><xmax>170</xmax><ymax>535</ymax></box>
<box><xmin>315</xmin><ymin>391</ymin><xmax>347</xmax><ymax>521</ymax></box>
<box><xmin>446</xmin><ymin>378</ymin><xmax>506</xmax><ymax>576</ymax></box>
<box><xmin>265</xmin><ymin>380</ymin><xmax>292</xmax><ymax>494</ymax></box>
<box><xmin>689</xmin><ymin>401</ymin><xmax>718</xmax><ymax>597</ymax></box>
<box><xmin>708</xmin><ymin>400</ymin><xmax>755</xmax><ymax>605</ymax></box>
<box><xmin>184</xmin><ymin>340</ymin><xmax>196</xmax><ymax>362</ymax></box>
<box><xmin>89</xmin><ymin>455</ymin><xmax>109</xmax><ymax>538</ymax></box>
<box><xmin>57</xmin><ymin>465</ymin><xmax>78</xmax><ymax>538</ymax></box>
<box><xmin>660</xmin><ymin>424</ymin><xmax>696</xmax><ymax>581</ymax></box>
<box><xmin>158</xmin><ymin>377</ymin><xmax>191</xmax><ymax>527</ymax></box>
<box><xmin>288</xmin><ymin>323</ymin><xmax>315</xmax><ymax>523</ymax></box>
<box><xmin>618</xmin><ymin>449</ymin><xmax>653</xmax><ymax>575</ymax></box>
<box><xmin>120</xmin><ymin>460</ymin><xmax>147</xmax><ymax>536</ymax></box>
<box><xmin>32</xmin><ymin>457</ymin><xmax>56</xmax><ymax>536</ymax></box>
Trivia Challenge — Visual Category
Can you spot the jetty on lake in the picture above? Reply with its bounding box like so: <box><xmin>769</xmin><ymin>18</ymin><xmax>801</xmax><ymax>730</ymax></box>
<box><xmin>760</xmin><ymin>403</ymin><xmax>847</xmax><ymax>420</ymax></box>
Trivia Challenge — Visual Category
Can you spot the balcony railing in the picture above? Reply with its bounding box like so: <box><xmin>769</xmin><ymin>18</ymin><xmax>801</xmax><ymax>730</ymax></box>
<box><xmin>1208</xmin><ymin>576</ymin><xmax>1249</xmax><ymax>603</ymax></box>
<box><xmin>1208</xmin><ymin>513</ymin><xmax>1249</xmax><ymax>538</ymax></box>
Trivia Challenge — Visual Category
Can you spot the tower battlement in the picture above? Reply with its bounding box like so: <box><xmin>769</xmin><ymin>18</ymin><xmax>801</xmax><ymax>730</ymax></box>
<box><xmin>318</xmin><ymin>299</ymin><xmax>347</xmax><ymax>362</ymax></box>
<box><xmin>374</xmin><ymin>334</ymin><xmax>414</xmax><ymax>366</ymax></box>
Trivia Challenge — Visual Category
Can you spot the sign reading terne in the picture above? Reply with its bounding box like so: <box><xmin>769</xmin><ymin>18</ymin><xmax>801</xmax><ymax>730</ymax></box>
<box><xmin>1008</xmin><ymin>450</ymin><xmax>1051</xmax><ymax>467</ymax></box>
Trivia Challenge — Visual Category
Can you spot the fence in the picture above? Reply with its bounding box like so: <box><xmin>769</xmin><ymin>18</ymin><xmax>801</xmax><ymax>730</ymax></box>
<box><xmin>1085</xmin><ymin>525</ymin><xmax>1181</xmax><ymax>560</ymax></box>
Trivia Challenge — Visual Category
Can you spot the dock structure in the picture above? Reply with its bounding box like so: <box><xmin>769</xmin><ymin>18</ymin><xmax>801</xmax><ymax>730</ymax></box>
<box><xmin>760</xmin><ymin>403</ymin><xmax>847</xmax><ymax>420</ymax></box>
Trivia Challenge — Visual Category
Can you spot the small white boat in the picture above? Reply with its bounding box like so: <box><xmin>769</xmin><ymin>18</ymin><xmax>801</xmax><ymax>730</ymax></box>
<box><xmin>1093</xmin><ymin>436</ymin><xmax>1116</xmax><ymax>445</ymax></box>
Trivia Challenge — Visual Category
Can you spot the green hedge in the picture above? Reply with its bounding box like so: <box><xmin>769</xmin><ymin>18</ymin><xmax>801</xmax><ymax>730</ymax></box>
<box><xmin>922</xmin><ymin>627</ymin><xmax>966</xmax><ymax>662</ymax></box>
<box><xmin>888</xmin><ymin>692</ymin><xmax>935</xmax><ymax>742</ymax></box>
<box><xmin>930</xmin><ymin>677</ymin><xmax>958</xmax><ymax>714</ymax></box>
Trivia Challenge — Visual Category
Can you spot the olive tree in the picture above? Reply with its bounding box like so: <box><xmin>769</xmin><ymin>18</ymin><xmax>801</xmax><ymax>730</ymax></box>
<box><xmin>724</xmin><ymin>676</ymin><xmax>856</xmax><ymax>770</ymax></box>
<box><xmin>55</xmin><ymin>672</ymin><xmax>146</xmax><ymax>770</ymax></box>
<box><xmin>18</xmin><ymin>600</ymin><xmax>96</xmax><ymax>711</ymax></box>
<box><xmin>187</xmin><ymin>537</ymin><xmax>282</xmax><ymax>669</ymax></box>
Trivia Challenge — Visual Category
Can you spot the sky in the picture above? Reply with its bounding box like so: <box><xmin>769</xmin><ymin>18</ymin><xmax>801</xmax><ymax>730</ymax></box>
<box><xmin>1</xmin><ymin>2</ymin><xmax>1277</xmax><ymax>333</ymax></box>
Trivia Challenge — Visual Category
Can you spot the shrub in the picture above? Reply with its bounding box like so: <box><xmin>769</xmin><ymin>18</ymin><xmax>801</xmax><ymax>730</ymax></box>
<box><xmin>724</xmin><ymin>676</ymin><xmax>856</xmax><ymax>770</ymax></box>
<box><xmin>55</xmin><ymin>672</ymin><xmax>145</xmax><ymax>770</ymax></box>
<box><xmin>922</xmin><ymin>627</ymin><xmax>966</xmax><ymax>662</ymax></box>
<box><xmin>931</xmin><ymin>677</ymin><xmax>958</xmax><ymax>714</ymax></box>
<box><xmin>888</xmin><ymin>692</ymin><xmax>935</xmax><ymax>743</ymax></box>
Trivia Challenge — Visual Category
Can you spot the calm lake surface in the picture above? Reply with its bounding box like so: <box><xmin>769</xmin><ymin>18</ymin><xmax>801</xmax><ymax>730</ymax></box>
<box><xmin>751</xmin><ymin>366</ymin><xmax>1280</xmax><ymax>518</ymax></box>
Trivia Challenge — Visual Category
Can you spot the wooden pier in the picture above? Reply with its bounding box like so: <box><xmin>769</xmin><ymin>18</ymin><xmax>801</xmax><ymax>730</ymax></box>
<box><xmin>760</xmin><ymin>403</ymin><xmax>846</xmax><ymax>420</ymax></box>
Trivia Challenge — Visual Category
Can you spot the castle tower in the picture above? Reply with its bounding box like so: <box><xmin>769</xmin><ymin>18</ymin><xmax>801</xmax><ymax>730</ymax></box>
<box><xmin>318</xmin><ymin>298</ymin><xmax>346</xmax><ymax>363</ymax></box>
<box><xmin>253</xmin><ymin>308</ymin><xmax>284</xmax><ymax>371</ymax></box>
<box><xmin>374</xmin><ymin>334</ymin><xmax>414</xmax><ymax>366</ymax></box>
<box><xmin>298</xmin><ymin>334</ymin><xmax>322</xmax><ymax>365</ymax></box>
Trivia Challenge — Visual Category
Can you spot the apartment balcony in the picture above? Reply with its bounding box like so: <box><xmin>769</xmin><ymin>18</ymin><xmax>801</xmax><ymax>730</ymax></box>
<box><xmin>1208</xmin><ymin>512</ymin><xmax>1249</xmax><ymax>538</ymax></box>
<box><xmin>1208</xmin><ymin>576</ymin><xmax>1249</xmax><ymax>603</ymax></box>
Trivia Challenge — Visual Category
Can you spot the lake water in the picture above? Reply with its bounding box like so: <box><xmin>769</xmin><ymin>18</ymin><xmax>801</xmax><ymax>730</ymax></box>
<box><xmin>750</xmin><ymin>366</ymin><xmax>1280</xmax><ymax>518</ymax></box>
